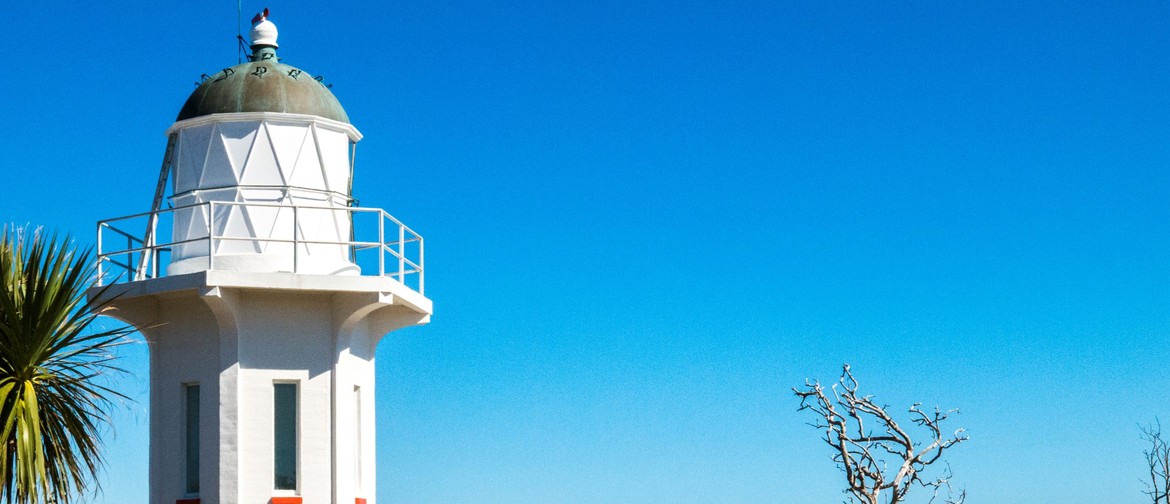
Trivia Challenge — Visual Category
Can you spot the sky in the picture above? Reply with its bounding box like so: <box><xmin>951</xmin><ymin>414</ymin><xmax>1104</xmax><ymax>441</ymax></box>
<box><xmin>2</xmin><ymin>0</ymin><xmax>1170</xmax><ymax>502</ymax></box>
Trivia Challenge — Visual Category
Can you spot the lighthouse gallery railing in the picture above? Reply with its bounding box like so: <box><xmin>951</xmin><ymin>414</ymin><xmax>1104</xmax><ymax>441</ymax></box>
<box><xmin>96</xmin><ymin>201</ymin><xmax>424</xmax><ymax>294</ymax></box>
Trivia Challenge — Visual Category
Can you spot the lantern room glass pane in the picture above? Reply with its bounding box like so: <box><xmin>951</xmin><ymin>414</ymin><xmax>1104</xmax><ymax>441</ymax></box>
<box><xmin>274</xmin><ymin>383</ymin><xmax>298</xmax><ymax>490</ymax></box>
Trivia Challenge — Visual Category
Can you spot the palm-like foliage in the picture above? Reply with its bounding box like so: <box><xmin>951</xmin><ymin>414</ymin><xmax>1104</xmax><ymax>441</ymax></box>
<box><xmin>0</xmin><ymin>227</ymin><xmax>131</xmax><ymax>504</ymax></box>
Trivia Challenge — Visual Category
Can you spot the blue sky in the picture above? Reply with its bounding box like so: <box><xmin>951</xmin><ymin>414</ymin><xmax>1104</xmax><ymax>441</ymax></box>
<box><xmin>2</xmin><ymin>1</ymin><xmax>1170</xmax><ymax>502</ymax></box>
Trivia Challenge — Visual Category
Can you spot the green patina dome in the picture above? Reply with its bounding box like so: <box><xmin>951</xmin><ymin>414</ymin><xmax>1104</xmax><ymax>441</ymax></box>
<box><xmin>176</xmin><ymin>45</ymin><xmax>349</xmax><ymax>124</ymax></box>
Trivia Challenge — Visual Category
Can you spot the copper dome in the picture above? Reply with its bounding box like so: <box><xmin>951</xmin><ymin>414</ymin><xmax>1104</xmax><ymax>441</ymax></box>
<box><xmin>176</xmin><ymin>47</ymin><xmax>349</xmax><ymax>124</ymax></box>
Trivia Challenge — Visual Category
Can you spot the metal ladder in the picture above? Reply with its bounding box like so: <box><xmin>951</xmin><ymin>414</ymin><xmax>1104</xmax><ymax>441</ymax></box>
<box><xmin>135</xmin><ymin>134</ymin><xmax>177</xmax><ymax>280</ymax></box>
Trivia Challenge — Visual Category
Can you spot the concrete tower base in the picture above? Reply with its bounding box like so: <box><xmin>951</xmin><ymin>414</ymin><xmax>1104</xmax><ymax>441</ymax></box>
<box><xmin>93</xmin><ymin>271</ymin><xmax>431</xmax><ymax>504</ymax></box>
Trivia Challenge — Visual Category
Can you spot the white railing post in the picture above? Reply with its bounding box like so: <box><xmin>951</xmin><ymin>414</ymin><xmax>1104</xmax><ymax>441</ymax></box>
<box><xmin>126</xmin><ymin>234</ymin><xmax>135</xmax><ymax>281</ymax></box>
<box><xmin>377</xmin><ymin>212</ymin><xmax>385</xmax><ymax>276</ymax></box>
<box><xmin>147</xmin><ymin>208</ymin><xmax>159</xmax><ymax>277</ymax></box>
<box><xmin>208</xmin><ymin>202</ymin><xmax>215</xmax><ymax>272</ymax></box>
<box><xmin>418</xmin><ymin>237</ymin><xmax>424</xmax><ymax>295</ymax></box>
<box><xmin>398</xmin><ymin>224</ymin><xmax>405</xmax><ymax>282</ymax></box>
<box><xmin>151</xmin><ymin>212</ymin><xmax>160</xmax><ymax>279</ymax></box>
<box><xmin>96</xmin><ymin>223</ymin><xmax>104</xmax><ymax>286</ymax></box>
<box><xmin>292</xmin><ymin>205</ymin><xmax>299</xmax><ymax>273</ymax></box>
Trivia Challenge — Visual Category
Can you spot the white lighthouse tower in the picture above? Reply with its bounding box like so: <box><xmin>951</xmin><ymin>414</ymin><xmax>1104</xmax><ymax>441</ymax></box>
<box><xmin>92</xmin><ymin>12</ymin><xmax>431</xmax><ymax>504</ymax></box>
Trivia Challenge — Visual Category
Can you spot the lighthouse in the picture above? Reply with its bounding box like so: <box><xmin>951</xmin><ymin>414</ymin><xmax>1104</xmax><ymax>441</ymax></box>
<box><xmin>91</xmin><ymin>11</ymin><xmax>431</xmax><ymax>504</ymax></box>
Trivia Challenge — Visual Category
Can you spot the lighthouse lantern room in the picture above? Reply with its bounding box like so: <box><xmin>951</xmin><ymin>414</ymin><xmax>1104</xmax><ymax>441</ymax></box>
<box><xmin>90</xmin><ymin>11</ymin><xmax>431</xmax><ymax>504</ymax></box>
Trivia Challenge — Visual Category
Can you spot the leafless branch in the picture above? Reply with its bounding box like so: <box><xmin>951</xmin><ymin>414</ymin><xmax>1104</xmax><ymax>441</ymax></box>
<box><xmin>1142</xmin><ymin>419</ymin><xmax>1170</xmax><ymax>504</ymax></box>
<box><xmin>794</xmin><ymin>364</ymin><xmax>968</xmax><ymax>504</ymax></box>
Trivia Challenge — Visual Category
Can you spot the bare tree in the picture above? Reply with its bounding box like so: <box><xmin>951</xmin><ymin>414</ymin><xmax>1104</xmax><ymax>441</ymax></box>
<box><xmin>1142</xmin><ymin>420</ymin><xmax>1170</xmax><ymax>504</ymax></box>
<box><xmin>793</xmin><ymin>364</ymin><xmax>968</xmax><ymax>504</ymax></box>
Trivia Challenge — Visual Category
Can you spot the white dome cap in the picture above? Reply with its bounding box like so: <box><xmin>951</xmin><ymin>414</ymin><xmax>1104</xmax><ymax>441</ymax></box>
<box><xmin>250</xmin><ymin>9</ymin><xmax>278</xmax><ymax>48</ymax></box>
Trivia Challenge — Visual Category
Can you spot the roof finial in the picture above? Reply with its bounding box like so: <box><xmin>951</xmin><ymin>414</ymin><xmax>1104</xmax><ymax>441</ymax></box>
<box><xmin>249</xmin><ymin>8</ymin><xmax>278</xmax><ymax>50</ymax></box>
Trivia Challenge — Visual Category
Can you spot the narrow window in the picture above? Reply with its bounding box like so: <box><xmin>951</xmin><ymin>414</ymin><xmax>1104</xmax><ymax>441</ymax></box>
<box><xmin>274</xmin><ymin>382</ymin><xmax>298</xmax><ymax>490</ymax></box>
<box><xmin>354</xmin><ymin>386</ymin><xmax>362</xmax><ymax>492</ymax></box>
<box><xmin>184</xmin><ymin>384</ymin><xmax>200</xmax><ymax>495</ymax></box>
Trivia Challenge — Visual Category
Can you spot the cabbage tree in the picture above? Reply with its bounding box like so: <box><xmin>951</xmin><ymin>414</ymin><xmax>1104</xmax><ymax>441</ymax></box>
<box><xmin>0</xmin><ymin>227</ymin><xmax>131</xmax><ymax>504</ymax></box>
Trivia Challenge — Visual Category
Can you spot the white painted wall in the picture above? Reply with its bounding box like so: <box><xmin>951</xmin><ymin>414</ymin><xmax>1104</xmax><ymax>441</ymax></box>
<box><xmin>144</xmin><ymin>295</ymin><xmax>222</xmax><ymax>504</ymax></box>
<box><xmin>234</xmin><ymin>291</ymin><xmax>334</xmax><ymax>504</ymax></box>
<box><xmin>97</xmin><ymin>272</ymin><xmax>431</xmax><ymax>504</ymax></box>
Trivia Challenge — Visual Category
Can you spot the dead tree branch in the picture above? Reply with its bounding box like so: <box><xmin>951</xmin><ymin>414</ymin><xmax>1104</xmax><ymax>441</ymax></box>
<box><xmin>793</xmin><ymin>364</ymin><xmax>968</xmax><ymax>504</ymax></box>
<box><xmin>1143</xmin><ymin>420</ymin><xmax>1170</xmax><ymax>504</ymax></box>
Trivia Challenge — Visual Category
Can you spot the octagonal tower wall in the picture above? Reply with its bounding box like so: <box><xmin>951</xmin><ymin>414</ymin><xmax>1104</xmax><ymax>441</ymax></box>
<box><xmin>164</xmin><ymin>113</ymin><xmax>362</xmax><ymax>276</ymax></box>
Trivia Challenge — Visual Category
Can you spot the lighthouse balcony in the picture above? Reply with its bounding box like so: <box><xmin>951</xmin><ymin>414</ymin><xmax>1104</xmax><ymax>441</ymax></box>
<box><xmin>95</xmin><ymin>201</ymin><xmax>423</xmax><ymax>294</ymax></box>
